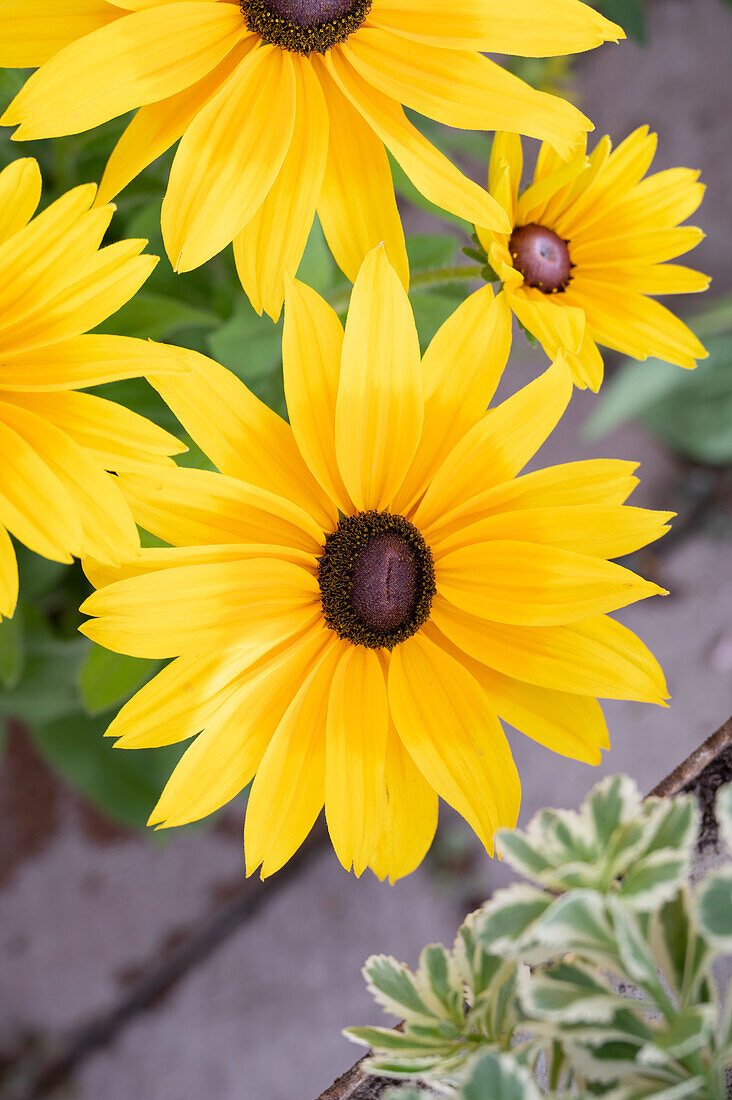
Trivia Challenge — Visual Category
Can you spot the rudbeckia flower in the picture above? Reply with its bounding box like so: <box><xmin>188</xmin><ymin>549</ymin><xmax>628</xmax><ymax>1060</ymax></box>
<box><xmin>80</xmin><ymin>247</ymin><xmax>670</xmax><ymax>882</ymax></box>
<box><xmin>475</xmin><ymin>126</ymin><xmax>709</xmax><ymax>391</ymax></box>
<box><xmin>1</xmin><ymin>0</ymin><xmax>622</xmax><ymax>320</ymax></box>
<box><xmin>0</xmin><ymin>157</ymin><xmax>186</xmax><ymax>620</ymax></box>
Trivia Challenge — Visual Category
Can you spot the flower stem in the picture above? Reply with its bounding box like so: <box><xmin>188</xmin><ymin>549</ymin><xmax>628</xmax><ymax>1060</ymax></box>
<box><xmin>327</xmin><ymin>264</ymin><xmax>483</xmax><ymax>314</ymax></box>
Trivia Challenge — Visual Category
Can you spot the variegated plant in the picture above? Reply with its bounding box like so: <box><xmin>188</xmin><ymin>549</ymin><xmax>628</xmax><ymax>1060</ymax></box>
<box><xmin>346</xmin><ymin>777</ymin><xmax>732</xmax><ymax>1099</ymax></box>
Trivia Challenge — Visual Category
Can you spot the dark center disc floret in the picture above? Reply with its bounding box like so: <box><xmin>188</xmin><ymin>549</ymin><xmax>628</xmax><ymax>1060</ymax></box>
<box><xmin>509</xmin><ymin>223</ymin><xmax>573</xmax><ymax>293</ymax></box>
<box><xmin>318</xmin><ymin>511</ymin><xmax>436</xmax><ymax>649</ymax></box>
<box><xmin>239</xmin><ymin>0</ymin><xmax>371</xmax><ymax>53</ymax></box>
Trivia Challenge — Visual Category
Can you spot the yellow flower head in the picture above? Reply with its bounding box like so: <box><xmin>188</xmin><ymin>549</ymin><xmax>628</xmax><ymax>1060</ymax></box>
<box><xmin>1</xmin><ymin>0</ymin><xmax>623</xmax><ymax>319</ymax></box>
<box><xmin>476</xmin><ymin>126</ymin><xmax>710</xmax><ymax>391</ymax></box>
<box><xmin>0</xmin><ymin>157</ymin><xmax>186</xmax><ymax>620</ymax></box>
<box><xmin>79</xmin><ymin>247</ymin><xmax>670</xmax><ymax>882</ymax></box>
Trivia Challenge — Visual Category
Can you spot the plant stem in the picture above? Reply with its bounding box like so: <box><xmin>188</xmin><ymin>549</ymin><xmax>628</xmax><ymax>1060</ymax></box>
<box><xmin>327</xmin><ymin>264</ymin><xmax>483</xmax><ymax>314</ymax></box>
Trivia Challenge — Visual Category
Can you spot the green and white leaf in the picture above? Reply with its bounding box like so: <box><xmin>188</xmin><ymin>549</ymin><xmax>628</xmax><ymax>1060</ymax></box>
<box><xmin>696</xmin><ymin>868</ymin><xmax>732</xmax><ymax>949</ymax></box>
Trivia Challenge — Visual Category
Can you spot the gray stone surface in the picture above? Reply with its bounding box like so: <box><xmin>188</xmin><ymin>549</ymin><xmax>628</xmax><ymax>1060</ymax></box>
<box><xmin>2</xmin><ymin>1</ymin><xmax>732</xmax><ymax>1097</ymax></box>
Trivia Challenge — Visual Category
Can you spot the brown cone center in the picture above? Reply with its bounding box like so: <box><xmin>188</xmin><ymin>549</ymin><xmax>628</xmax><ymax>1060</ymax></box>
<box><xmin>266</xmin><ymin>0</ymin><xmax>356</xmax><ymax>24</ymax></box>
<box><xmin>351</xmin><ymin>533</ymin><xmax>418</xmax><ymax>632</ymax></box>
<box><xmin>510</xmin><ymin>223</ymin><xmax>572</xmax><ymax>293</ymax></box>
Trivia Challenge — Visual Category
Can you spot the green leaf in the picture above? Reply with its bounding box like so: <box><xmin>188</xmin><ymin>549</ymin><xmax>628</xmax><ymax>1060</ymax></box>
<box><xmin>95</xmin><ymin>292</ymin><xmax>218</xmax><ymax>340</ymax></box>
<box><xmin>587</xmin><ymin>774</ymin><xmax>642</xmax><ymax>848</ymax></box>
<box><xmin>28</xmin><ymin>710</ymin><xmax>180</xmax><ymax>829</ymax></box>
<box><xmin>651</xmin><ymin>889</ymin><xmax>710</xmax><ymax>1003</ymax></box>
<box><xmin>697</xmin><ymin>868</ymin><xmax>732</xmax><ymax>949</ymax></box>
<box><xmin>0</xmin><ymin>635</ymin><xmax>88</xmax><ymax>724</ymax></box>
<box><xmin>462</xmin><ymin>1051</ymin><xmax>541</xmax><ymax>1100</ymax></box>
<box><xmin>638</xmin><ymin>1006</ymin><xmax>714</xmax><ymax>1064</ymax></box>
<box><xmin>206</xmin><ymin>300</ymin><xmax>282</xmax><ymax>385</ymax></box>
<box><xmin>0</xmin><ymin>613</ymin><xmax>24</xmax><ymax>689</ymax></box>
<box><xmin>406</xmin><ymin>234</ymin><xmax>458</xmax><ymax>271</ymax></box>
<box><xmin>296</xmin><ymin>217</ymin><xmax>338</xmax><ymax>295</ymax></box>
<box><xmin>534</xmin><ymin>891</ymin><xmax>617</xmax><ymax>964</ymax></box>
<box><xmin>363</xmin><ymin>954</ymin><xmax>442</xmax><ymax>1023</ymax></box>
<box><xmin>619</xmin><ymin>849</ymin><xmax>691</xmax><ymax>911</ymax></box>
<box><xmin>599</xmin><ymin>0</ymin><xmax>646</xmax><ymax>42</ymax></box>
<box><xmin>80</xmin><ymin>644</ymin><xmax>159</xmax><ymax>716</ymax></box>
<box><xmin>476</xmin><ymin>884</ymin><xmax>552</xmax><ymax>956</ymax></box>
<box><xmin>410</xmin><ymin>291</ymin><xmax>468</xmax><ymax>350</ymax></box>
<box><xmin>519</xmin><ymin>961</ymin><xmax>625</xmax><ymax>1024</ymax></box>
<box><xmin>344</xmin><ymin>1026</ymin><xmax>454</xmax><ymax>1054</ymax></box>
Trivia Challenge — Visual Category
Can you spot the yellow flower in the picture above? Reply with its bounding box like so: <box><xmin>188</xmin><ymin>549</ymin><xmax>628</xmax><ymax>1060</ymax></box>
<box><xmin>0</xmin><ymin>157</ymin><xmax>186</xmax><ymax>620</ymax></box>
<box><xmin>476</xmin><ymin>126</ymin><xmax>710</xmax><ymax>391</ymax></box>
<box><xmin>1</xmin><ymin>0</ymin><xmax>623</xmax><ymax>320</ymax></box>
<box><xmin>80</xmin><ymin>247</ymin><xmax>670</xmax><ymax>881</ymax></box>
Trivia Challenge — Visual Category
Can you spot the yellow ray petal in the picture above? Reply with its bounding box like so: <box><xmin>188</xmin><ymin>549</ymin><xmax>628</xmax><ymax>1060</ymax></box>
<box><xmin>507</xmin><ymin>286</ymin><xmax>585</xmax><ymax>355</ymax></box>
<box><xmin>149</xmin><ymin>349</ymin><xmax>337</xmax><ymax>532</ymax></box>
<box><xmin>0</xmin><ymin>1</ymin><xmax>119</xmax><ymax>68</ymax></box>
<box><xmin>314</xmin><ymin>62</ymin><xmax>408</xmax><ymax>288</ymax></box>
<box><xmin>487</xmin><ymin>132</ymin><xmax>523</xmax><ymax>226</ymax></box>
<box><xmin>84</xmin><ymin>543</ymin><xmax>317</xmax><ymax>589</ymax></box>
<box><xmin>149</xmin><ymin>626</ymin><xmax>332</xmax><ymax>827</ymax></box>
<box><xmin>425</xmin><ymin>459</ymin><xmax>641</xmax><ymax>544</ymax></box>
<box><xmin>433</xmin><ymin>504</ymin><xmax>673</xmax><ymax>561</ymax></box>
<box><xmin>388</xmin><ymin>631</ymin><xmax>520</xmax><ymax>854</ymax></box>
<box><xmin>0</xmin><ymin>525</ymin><xmax>19</xmax><ymax>620</ymax></box>
<box><xmin>0</xmin><ymin>158</ymin><xmax>42</xmax><ymax>246</ymax></box>
<box><xmin>415</xmin><ymin>357</ymin><xmax>572</xmax><ymax>532</ymax></box>
<box><xmin>589</xmin><ymin>263</ymin><xmax>710</xmax><ymax>296</ymax></box>
<box><xmin>80</xmin><ymin>557</ymin><xmax>321</xmax><ymax>659</ymax></box>
<box><xmin>282</xmin><ymin>277</ymin><xmax>350</xmax><ymax>514</ymax></box>
<box><xmin>234</xmin><ymin>55</ymin><xmax>329</xmax><ymax>321</ymax></box>
<box><xmin>516</xmin><ymin>154</ymin><xmax>589</xmax><ymax>226</ymax></box>
<box><xmin>325</xmin><ymin>49</ymin><xmax>509</xmax><ymax>231</ymax></box>
<box><xmin>96</xmin><ymin>42</ymin><xmax>252</xmax><ymax>205</ymax></box>
<box><xmin>0</xmin><ymin>240</ymin><xmax>157</xmax><ymax>357</ymax></box>
<box><xmin>571</xmin><ymin>226</ymin><xmax>704</xmax><ymax>266</ymax></box>
<box><xmin>436</xmin><ymin>540</ymin><xmax>665</xmax><ymax>626</ymax></box>
<box><xmin>603</xmin><ymin>168</ymin><xmax>704</xmax><ymax>235</ymax></box>
<box><xmin>335</xmin><ymin>246</ymin><xmax>423</xmax><ymax>512</ymax></box>
<box><xmin>4</xmin><ymin>390</ymin><xmax>184</xmax><ymax>467</ymax></box>
<box><xmin>1</xmin><ymin>3</ymin><xmax>244</xmax><ymax>138</ymax></box>
<box><xmin>393</xmin><ymin>287</ymin><xmax>512</xmax><ymax>515</ymax></box>
<box><xmin>367</xmin><ymin>0</ymin><xmax>622</xmax><ymax>53</ymax></box>
<box><xmin>431</xmin><ymin>596</ymin><xmax>668</xmax><ymax>704</ymax></box>
<box><xmin>118</xmin><ymin>466</ymin><xmax>325</xmax><ymax>553</ymax></box>
<box><xmin>245</xmin><ymin>639</ymin><xmax>344</xmax><ymax>878</ymax></box>
<box><xmin>0</xmin><ymin>399</ymin><xmax>139</xmax><ymax>564</ymax></box>
<box><xmin>368</xmin><ymin>722</ymin><xmax>439</xmax><ymax>883</ymax></box>
<box><xmin>162</xmin><ymin>43</ymin><xmax>295</xmax><ymax>272</ymax></box>
<box><xmin>326</xmin><ymin>646</ymin><xmax>388</xmax><ymax>875</ymax></box>
<box><xmin>0</xmin><ymin>417</ymin><xmax>81</xmax><ymax>562</ymax></box>
<box><xmin>0</xmin><ymin>335</ymin><xmax>190</xmax><ymax>392</ymax></box>
<box><xmin>343</xmin><ymin>29</ymin><xmax>591</xmax><ymax>157</ymax></box>
<box><xmin>566</xmin><ymin>332</ymin><xmax>605</xmax><ymax>392</ymax></box>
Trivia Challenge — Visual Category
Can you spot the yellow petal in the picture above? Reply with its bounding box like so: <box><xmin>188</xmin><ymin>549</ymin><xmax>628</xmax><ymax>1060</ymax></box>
<box><xmin>388</xmin><ymin>631</ymin><xmax>520</xmax><ymax>855</ymax></box>
<box><xmin>149</xmin><ymin>626</ymin><xmax>331</xmax><ymax>827</ymax></box>
<box><xmin>335</xmin><ymin>245</ymin><xmax>423</xmax><ymax>511</ymax></box>
<box><xmin>393</xmin><ymin>286</ymin><xmax>512</xmax><ymax>515</ymax></box>
<box><xmin>162</xmin><ymin>43</ymin><xmax>295</xmax><ymax>272</ymax></box>
<box><xmin>343</xmin><ymin>29</ymin><xmax>591</xmax><ymax>157</ymax></box>
<box><xmin>433</xmin><ymin>504</ymin><xmax>673</xmax><ymax>560</ymax></box>
<box><xmin>234</xmin><ymin>55</ymin><xmax>329</xmax><ymax>321</ymax></box>
<box><xmin>282</xmin><ymin>277</ymin><xmax>350</xmax><ymax>514</ymax></box>
<box><xmin>0</xmin><ymin>398</ymin><xmax>139</xmax><ymax>564</ymax></box>
<box><xmin>415</xmin><ymin>357</ymin><xmax>573</xmax><ymax>533</ymax></box>
<box><xmin>325</xmin><ymin>49</ymin><xmax>509</xmax><ymax>231</ymax></box>
<box><xmin>0</xmin><ymin>158</ymin><xmax>42</xmax><ymax>246</ymax></box>
<box><xmin>0</xmin><ymin>416</ymin><xmax>81</xmax><ymax>561</ymax></box>
<box><xmin>436</xmin><ymin>539</ymin><xmax>665</xmax><ymax>626</ymax></box>
<box><xmin>2</xmin><ymin>3</ymin><xmax>244</xmax><ymax>138</ymax></box>
<box><xmin>118</xmin><ymin>466</ymin><xmax>325</xmax><ymax>553</ymax></box>
<box><xmin>149</xmin><ymin>348</ymin><xmax>337</xmax><ymax>531</ymax></box>
<box><xmin>0</xmin><ymin>335</ymin><xmax>190</xmax><ymax>392</ymax></box>
<box><xmin>604</xmin><ymin>168</ymin><xmax>704</xmax><ymax>235</ymax></box>
<box><xmin>571</xmin><ymin>226</ymin><xmax>704</xmax><ymax>266</ymax></box>
<box><xmin>97</xmin><ymin>42</ymin><xmax>251</xmax><ymax>205</ymax></box>
<box><xmin>487</xmin><ymin>132</ymin><xmax>523</xmax><ymax>226</ymax></box>
<box><xmin>431</xmin><ymin>596</ymin><xmax>668</xmax><ymax>704</ymax></box>
<box><xmin>326</xmin><ymin>646</ymin><xmax>388</xmax><ymax>875</ymax></box>
<box><xmin>0</xmin><ymin>525</ymin><xmax>19</xmax><ymax>620</ymax></box>
<box><xmin>589</xmin><ymin>263</ymin><xmax>710</xmax><ymax>296</ymax></box>
<box><xmin>506</xmin><ymin>287</ymin><xmax>585</xmax><ymax>355</ymax></box>
<box><xmin>0</xmin><ymin>1</ymin><xmax>119</xmax><ymax>68</ymax></box>
<box><xmin>80</xmin><ymin>557</ymin><xmax>320</xmax><ymax>659</ymax></box>
<box><xmin>566</xmin><ymin>332</ymin><xmax>605</xmax><ymax>392</ymax></box>
<box><xmin>314</xmin><ymin>62</ymin><xmax>408</xmax><ymax>288</ymax></box>
<box><xmin>367</xmin><ymin>0</ymin><xmax>623</xmax><ymax>53</ymax></box>
<box><xmin>245</xmin><ymin>638</ymin><xmax>344</xmax><ymax>878</ymax></box>
<box><xmin>516</xmin><ymin>153</ymin><xmax>589</xmax><ymax>225</ymax></box>
<box><xmin>368</xmin><ymin>723</ymin><xmax>439</xmax><ymax>883</ymax></box>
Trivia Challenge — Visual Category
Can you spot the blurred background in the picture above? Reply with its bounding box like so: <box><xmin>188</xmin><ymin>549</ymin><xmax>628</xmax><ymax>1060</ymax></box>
<box><xmin>1</xmin><ymin>0</ymin><xmax>731</xmax><ymax>1095</ymax></box>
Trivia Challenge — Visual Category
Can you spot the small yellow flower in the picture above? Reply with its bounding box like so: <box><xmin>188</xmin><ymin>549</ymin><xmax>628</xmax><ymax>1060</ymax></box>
<box><xmin>80</xmin><ymin>247</ymin><xmax>670</xmax><ymax>882</ymax></box>
<box><xmin>0</xmin><ymin>157</ymin><xmax>186</xmax><ymax>620</ymax></box>
<box><xmin>476</xmin><ymin>126</ymin><xmax>709</xmax><ymax>391</ymax></box>
<box><xmin>1</xmin><ymin>0</ymin><xmax>623</xmax><ymax>319</ymax></box>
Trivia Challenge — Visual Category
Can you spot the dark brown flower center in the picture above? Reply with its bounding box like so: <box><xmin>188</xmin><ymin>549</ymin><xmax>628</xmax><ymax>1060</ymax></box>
<box><xmin>239</xmin><ymin>0</ymin><xmax>371</xmax><ymax>53</ymax></box>
<box><xmin>509</xmin><ymin>223</ymin><xmax>573</xmax><ymax>293</ymax></box>
<box><xmin>318</xmin><ymin>512</ymin><xmax>435</xmax><ymax>649</ymax></box>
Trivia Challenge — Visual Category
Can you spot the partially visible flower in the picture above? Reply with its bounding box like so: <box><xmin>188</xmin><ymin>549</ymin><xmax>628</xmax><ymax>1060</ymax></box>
<box><xmin>0</xmin><ymin>157</ymin><xmax>186</xmax><ymax>620</ymax></box>
<box><xmin>1</xmin><ymin>0</ymin><xmax>623</xmax><ymax>319</ymax></box>
<box><xmin>80</xmin><ymin>247</ymin><xmax>669</xmax><ymax>883</ymax></box>
<box><xmin>475</xmin><ymin>127</ymin><xmax>709</xmax><ymax>390</ymax></box>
